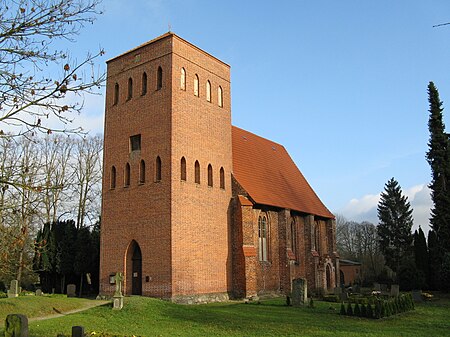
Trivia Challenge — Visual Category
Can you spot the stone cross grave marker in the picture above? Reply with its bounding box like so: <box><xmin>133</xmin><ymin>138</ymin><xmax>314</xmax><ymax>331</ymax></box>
<box><xmin>113</xmin><ymin>272</ymin><xmax>124</xmax><ymax>310</ymax></box>
<box><xmin>7</xmin><ymin>280</ymin><xmax>19</xmax><ymax>298</ymax></box>
<box><xmin>67</xmin><ymin>284</ymin><xmax>76</xmax><ymax>297</ymax></box>
<box><xmin>291</xmin><ymin>278</ymin><xmax>307</xmax><ymax>307</ymax></box>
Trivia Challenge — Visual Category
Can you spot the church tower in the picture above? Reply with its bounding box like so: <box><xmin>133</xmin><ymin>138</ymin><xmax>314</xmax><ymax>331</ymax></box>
<box><xmin>99</xmin><ymin>33</ymin><xmax>232</xmax><ymax>302</ymax></box>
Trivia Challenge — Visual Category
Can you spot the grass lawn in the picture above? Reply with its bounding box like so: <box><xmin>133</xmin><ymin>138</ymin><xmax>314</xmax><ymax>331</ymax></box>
<box><xmin>1</xmin><ymin>294</ymin><xmax>449</xmax><ymax>336</ymax></box>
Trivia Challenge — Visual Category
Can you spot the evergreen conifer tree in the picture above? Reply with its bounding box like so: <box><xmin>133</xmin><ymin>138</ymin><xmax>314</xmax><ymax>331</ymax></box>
<box><xmin>426</xmin><ymin>82</ymin><xmax>450</xmax><ymax>259</ymax></box>
<box><xmin>428</xmin><ymin>230</ymin><xmax>440</xmax><ymax>290</ymax></box>
<box><xmin>413</xmin><ymin>227</ymin><xmax>428</xmax><ymax>277</ymax></box>
<box><xmin>377</xmin><ymin>178</ymin><xmax>414</xmax><ymax>273</ymax></box>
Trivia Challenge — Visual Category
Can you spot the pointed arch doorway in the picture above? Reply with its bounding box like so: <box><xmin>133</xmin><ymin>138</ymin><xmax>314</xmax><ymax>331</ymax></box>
<box><xmin>128</xmin><ymin>240</ymin><xmax>142</xmax><ymax>295</ymax></box>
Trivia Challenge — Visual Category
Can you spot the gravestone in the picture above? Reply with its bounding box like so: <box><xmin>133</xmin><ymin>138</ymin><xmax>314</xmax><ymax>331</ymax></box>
<box><xmin>35</xmin><ymin>289</ymin><xmax>42</xmax><ymax>296</ymax></box>
<box><xmin>7</xmin><ymin>280</ymin><xmax>19</xmax><ymax>298</ymax></box>
<box><xmin>340</xmin><ymin>291</ymin><xmax>348</xmax><ymax>302</ymax></box>
<box><xmin>374</xmin><ymin>283</ymin><xmax>381</xmax><ymax>291</ymax></box>
<box><xmin>291</xmin><ymin>278</ymin><xmax>307</xmax><ymax>307</ymax></box>
<box><xmin>67</xmin><ymin>284</ymin><xmax>76</xmax><ymax>298</ymax></box>
<box><xmin>72</xmin><ymin>325</ymin><xmax>85</xmax><ymax>337</ymax></box>
<box><xmin>4</xmin><ymin>314</ymin><xmax>28</xmax><ymax>337</ymax></box>
<box><xmin>390</xmin><ymin>284</ymin><xmax>399</xmax><ymax>297</ymax></box>
<box><xmin>333</xmin><ymin>287</ymin><xmax>342</xmax><ymax>296</ymax></box>
<box><xmin>113</xmin><ymin>272</ymin><xmax>124</xmax><ymax>310</ymax></box>
<box><xmin>412</xmin><ymin>290</ymin><xmax>423</xmax><ymax>302</ymax></box>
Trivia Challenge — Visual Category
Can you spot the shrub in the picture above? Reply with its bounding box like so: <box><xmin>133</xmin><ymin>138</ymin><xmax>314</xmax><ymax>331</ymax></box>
<box><xmin>361</xmin><ymin>303</ymin><xmax>367</xmax><ymax>317</ymax></box>
<box><xmin>323</xmin><ymin>295</ymin><xmax>339</xmax><ymax>302</ymax></box>
<box><xmin>366</xmin><ymin>303</ymin><xmax>373</xmax><ymax>318</ymax></box>
<box><xmin>340</xmin><ymin>302</ymin><xmax>346</xmax><ymax>315</ymax></box>
<box><xmin>354</xmin><ymin>303</ymin><xmax>361</xmax><ymax>316</ymax></box>
<box><xmin>346</xmin><ymin>302</ymin><xmax>353</xmax><ymax>316</ymax></box>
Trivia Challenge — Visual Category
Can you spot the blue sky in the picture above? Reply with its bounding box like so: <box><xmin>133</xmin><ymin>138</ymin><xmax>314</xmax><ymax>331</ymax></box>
<box><xmin>71</xmin><ymin>0</ymin><xmax>450</xmax><ymax>232</ymax></box>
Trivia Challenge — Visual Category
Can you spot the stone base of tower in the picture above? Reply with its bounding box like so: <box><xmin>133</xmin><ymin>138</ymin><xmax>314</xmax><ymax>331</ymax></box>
<box><xmin>171</xmin><ymin>292</ymin><xmax>229</xmax><ymax>304</ymax></box>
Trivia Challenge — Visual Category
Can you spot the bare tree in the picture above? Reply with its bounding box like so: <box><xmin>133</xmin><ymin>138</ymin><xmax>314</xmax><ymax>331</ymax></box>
<box><xmin>71</xmin><ymin>135</ymin><xmax>102</xmax><ymax>228</ymax></box>
<box><xmin>0</xmin><ymin>0</ymin><xmax>105</xmax><ymax>140</ymax></box>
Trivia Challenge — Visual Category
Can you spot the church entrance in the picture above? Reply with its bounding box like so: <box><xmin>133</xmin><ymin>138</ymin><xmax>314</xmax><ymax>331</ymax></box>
<box><xmin>131</xmin><ymin>242</ymin><xmax>142</xmax><ymax>295</ymax></box>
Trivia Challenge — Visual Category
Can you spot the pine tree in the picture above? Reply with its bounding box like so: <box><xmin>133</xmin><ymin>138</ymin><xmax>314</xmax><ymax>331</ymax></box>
<box><xmin>413</xmin><ymin>227</ymin><xmax>428</xmax><ymax>286</ymax></box>
<box><xmin>377</xmin><ymin>178</ymin><xmax>414</xmax><ymax>273</ymax></box>
<box><xmin>426</xmin><ymin>82</ymin><xmax>450</xmax><ymax>258</ymax></box>
<box><xmin>428</xmin><ymin>230</ymin><xmax>440</xmax><ymax>290</ymax></box>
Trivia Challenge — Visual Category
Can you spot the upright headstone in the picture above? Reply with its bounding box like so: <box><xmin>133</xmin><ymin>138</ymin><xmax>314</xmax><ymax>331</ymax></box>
<box><xmin>113</xmin><ymin>272</ymin><xmax>124</xmax><ymax>310</ymax></box>
<box><xmin>5</xmin><ymin>314</ymin><xmax>28</xmax><ymax>337</ymax></box>
<box><xmin>291</xmin><ymin>278</ymin><xmax>307</xmax><ymax>307</ymax></box>
<box><xmin>35</xmin><ymin>289</ymin><xmax>42</xmax><ymax>296</ymax></box>
<box><xmin>67</xmin><ymin>284</ymin><xmax>76</xmax><ymax>298</ymax></box>
<box><xmin>390</xmin><ymin>284</ymin><xmax>399</xmax><ymax>297</ymax></box>
<box><xmin>412</xmin><ymin>290</ymin><xmax>423</xmax><ymax>302</ymax></box>
<box><xmin>333</xmin><ymin>287</ymin><xmax>342</xmax><ymax>296</ymax></box>
<box><xmin>7</xmin><ymin>280</ymin><xmax>19</xmax><ymax>298</ymax></box>
<box><xmin>340</xmin><ymin>291</ymin><xmax>348</xmax><ymax>301</ymax></box>
<box><xmin>72</xmin><ymin>325</ymin><xmax>85</xmax><ymax>337</ymax></box>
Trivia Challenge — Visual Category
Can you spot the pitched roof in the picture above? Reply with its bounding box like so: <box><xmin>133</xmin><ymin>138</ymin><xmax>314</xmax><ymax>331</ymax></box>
<box><xmin>232</xmin><ymin>126</ymin><xmax>334</xmax><ymax>219</ymax></box>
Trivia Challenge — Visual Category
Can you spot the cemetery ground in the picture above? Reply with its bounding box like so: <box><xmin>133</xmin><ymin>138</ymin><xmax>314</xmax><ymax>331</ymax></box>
<box><xmin>1</xmin><ymin>294</ymin><xmax>449</xmax><ymax>336</ymax></box>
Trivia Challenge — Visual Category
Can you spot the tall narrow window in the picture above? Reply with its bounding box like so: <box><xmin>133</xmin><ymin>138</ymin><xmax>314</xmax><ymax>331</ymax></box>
<box><xmin>218</xmin><ymin>86</ymin><xmax>223</xmax><ymax>107</ymax></box>
<box><xmin>155</xmin><ymin>156</ymin><xmax>162</xmax><ymax>181</ymax></box>
<box><xmin>124</xmin><ymin>163</ymin><xmax>130</xmax><ymax>187</ymax></box>
<box><xmin>194</xmin><ymin>74</ymin><xmax>199</xmax><ymax>96</ymax></box>
<box><xmin>315</xmin><ymin>222</ymin><xmax>320</xmax><ymax>253</ymax></box>
<box><xmin>219</xmin><ymin>167</ymin><xmax>225</xmax><ymax>189</ymax></box>
<box><xmin>113</xmin><ymin>83</ymin><xmax>119</xmax><ymax>105</ymax></box>
<box><xmin>194</xmin><ymin>160</ymin><xmax>200</xmax><ymax>184</ymax></box>
<box><xmin>157</xmin><ymin>66</ymin><xmax>163</xmax><ymax>90</ymax></box>
<box><xmin>206</xmin><ymin>80</ymin><xmax>211</xmax><ymax>102</ymax></box>
<box><xmin>139</xmin><ymin>160</ymin><xmax>145</xmax><ymax>184</ymax></box>
<box><xmin>207</xmin><ymin>164</ymin><xmax>213</xmax><ymax>187</ymax></box>
<box><xmin>291</xmin><ymin>221</ymin><xmax>297</xmax><ymax>259</ymax></box>
<box><xmin>258</xmin><ymin>215</ymin><xmax>268</xmax><ymax>261</ymax></box>
<box><xmin>180</xmin><ymin>67</ymin><xmax>186</xmax><ymax>90</ymax></box>
<box><xmin>127</xmin><ymin>78</ymin><xmax>133</xmax><ymax>100</ymax></box>
<box><xmin>142</xmin><ymin>72</ymin><xmax>147</xmax><ymax>95</ymax></box>
<box><xmin>110</xmin><ymin>166</ymin><xmax>116</xmax><ymax>189</ymax></box>
<box><xmin>180</xmin><ymin>157</ymin><xmax>186</xmax><ymax>181</ymax></box>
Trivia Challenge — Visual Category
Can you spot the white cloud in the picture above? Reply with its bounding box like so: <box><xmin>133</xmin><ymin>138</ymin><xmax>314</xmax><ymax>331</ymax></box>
<box><xmin>337</xmin><ymin>184</ymin><xmax>432</xmax><ymax>234</ymax></box>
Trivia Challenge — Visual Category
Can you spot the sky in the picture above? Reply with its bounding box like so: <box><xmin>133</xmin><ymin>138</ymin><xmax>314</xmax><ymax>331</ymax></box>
<box><xmin>66</xmin><ymin>0</ymin><xmax>450</xmax><ymax>233</ymax></box>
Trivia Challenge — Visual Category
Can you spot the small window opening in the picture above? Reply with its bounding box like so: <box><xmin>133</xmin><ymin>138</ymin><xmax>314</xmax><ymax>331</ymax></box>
<box><xmin>139</xmin><ymin>160</ymin><xmax>145</xmax><ymax>184</ymax></box>
<box><xmin>130</xmin><ymin>134</ymin><xmax>141</xmax><ymax>152</ymax></box>
<box><xmin>127</xmin><ymin>77</ymin><xmax>133</xmax><ymax>100</ymax></box>
<box><xmin>220</xmin><ymin>167</ymin><xmax>225</xmax><ymax>189</ymax></box>
<box><xmin>180</xmin><ymin>68</ymin><xmax>186</xmax><ymax>90</ymax></box>
<box><xmin>142</xmin><ymin>72</ymin><xmax>147</xmax><ymax>96</ymax></box>
<box><xmin>113</xmin><ymin>83</ymin><xmax>119</xmax><ymax>105</ymax></box>
<box><xmin>218</xmin><ymin>86</ymin><xmax>223</xmax><ymax>107</ymax></box>
<box><xmin>181</xmin><ymin>157</ymin><xmax>186</xmax><ymax>181</ymax></box>
<box><xmin>124</xmin><ymin>163</ymin><xmax>130</xmax><ymax>187</ymax></box>
<box><xmin>206</xmin><ymin>80</ymin><xmax>211</xmax><ymax>102</ymax></box>
<box><xmin>157</xmin><ymin>66</ymin><xmax>163</xmax><ymax>90</ymax></box>
<box><xmin>155</xmin><ymin>156</ymin><xmax>162</xmax><ymax>181</ymax></box>
<box><xmin>258</xmin><ymin>215</ymin><xmax>268</xmax><ymax>261</ymax></box>
<box><xmin>194</xmin><ymin>74</ymin><xmax>199</xmax><ymax>97</ymax></box>
<box><xmin>208</xmin><ymin>164</ymin><xmax>213</xmax><ymax>187</ymax></box>
<box><xmin>195</xmin><ymin>160</ymin><xmax>200</xmax><ymax>184</ymax></box>
<box><xmin>110</xmin><ymin>166</ymin><xmax>116</xmax><ymax>189</ymax></box>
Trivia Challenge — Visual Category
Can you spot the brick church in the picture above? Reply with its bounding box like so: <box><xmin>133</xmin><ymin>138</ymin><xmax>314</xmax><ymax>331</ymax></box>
<box><xmin>99</xmin><ymin>32</ymin><xmax>339</xmax><ymax>302</ymax></box>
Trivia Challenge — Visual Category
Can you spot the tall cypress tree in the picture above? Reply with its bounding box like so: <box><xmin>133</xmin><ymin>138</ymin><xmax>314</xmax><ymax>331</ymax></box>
<box><xmin>428</xmin><ymin>230</ymin><xmax>440</xmax><ymax>290</ymax></box>
<box><xmin>426</xmin><ymin>82</ymin><xmax>450</xmax><ymax>257</ymax></box>
<box><xmin>377</xmin><ymin>178</ymin><xmax>414</xmax><ymax>273</ymax></box>
<box><xmin>413</xmin><ymin>227</ymin><xmax>428</xmax><ymax>286</ymax></box>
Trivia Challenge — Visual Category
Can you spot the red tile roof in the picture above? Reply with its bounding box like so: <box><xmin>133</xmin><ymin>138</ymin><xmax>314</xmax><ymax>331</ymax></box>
<box><xmin>232</xmin><ymin>126</ymin><xmax>334</xmax><ymax>219</ymax></box>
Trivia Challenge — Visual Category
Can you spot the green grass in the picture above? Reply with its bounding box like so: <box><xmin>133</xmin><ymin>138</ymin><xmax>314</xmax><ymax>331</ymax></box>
<box><xmin>1</xmin><ymin>295</ymin><xmax>449</xmax><ymax>336</ymax></box>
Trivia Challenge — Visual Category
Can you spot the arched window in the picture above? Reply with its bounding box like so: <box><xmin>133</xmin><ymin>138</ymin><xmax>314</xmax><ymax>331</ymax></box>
<box><xmin>180</xmin><ymin>157</ymin><xmax>186</xmax><ymax>181</ymax></box>
<box><xmin>124</xmin><ymin>163</ymin><xmax>130</xmax><ymax>187</ymax></box>
<box><xmin>207</xmin><ymin>164</ymin><xmax>213</xmax><ymax>187</ymax></box>
<box><xmin>291</xmin><ymin>220</ymin><xmax>297</xmax><ymax>259</ymax></box>
<box><xmin>258</xmin><ymin>215</ymin><xmax>268</xmax><ymax>261</ymax></box>
<box><xmin>219</xmin><ymin>167</ymin><xmax>225</xmax><ymax>189</ymax></box>
<box><xmin>139</xmin><ymin>160</ymin><xmax>145</xmax><ymax>184</ymax></box>
<box><xmin>155</xmin><ymin>156</ymin><xmax>162</xmax><ymax>181</ymax></box>
<box><xmin>113</xmin><ymin>83</ymin><xmax>119</xmax><ymax>105</ymax></box>
<box><xmin>157</xmin><ymin>66</ymin><xmax>163</xmax><ymax>90</ymax></box>
<box><xmin>194</xmin><ymin>74</ymin><xmax>199</xmax><ymax>97</ymax></box>
<box><xmin>127</xmin><ymin>78</ymin><xmax>133</xmax><ymax>100</ymax></box>
<box><xmin>110</xmin><ymin>166</ymin><xmax>116</xmax><ymax>189</ymax></box>
<box><xmin>142</xmin><ymin>72</ymin><xmax>147</xmax><ymax>96</ymax></box>
<box><xmin>218</xmin><ymin>86</ymin><xmax>223</xmax><ymax>107</ymax></box>
<box><xmin>206</xmin><ymin>80</ymin><xmax>211</xmax><ymax>102</ymax></box>
<box><xmin>194</xmin><ymin>160</ymin><xmax>200</xmax><ymax>184</ymax></box>
<box><xmin>180</xmin><ymin>67</ymin><xmax>186</xmax><ymax>90</ymax></box>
